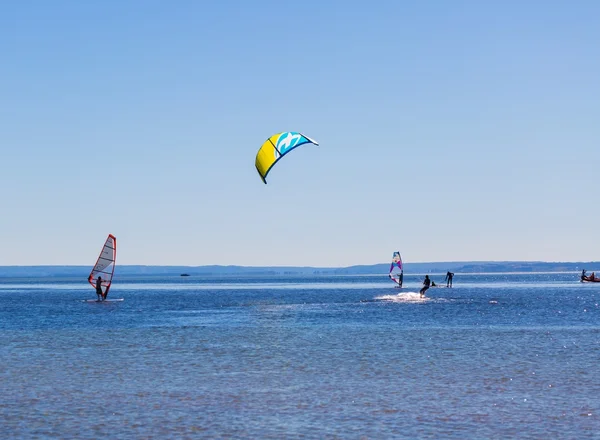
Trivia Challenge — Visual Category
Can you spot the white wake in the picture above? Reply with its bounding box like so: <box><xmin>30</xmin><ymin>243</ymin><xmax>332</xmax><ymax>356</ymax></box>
<box><xmin>375</xmin><ymin>291</ymin><xmax>428</xmax><ymax>302</ymax></box>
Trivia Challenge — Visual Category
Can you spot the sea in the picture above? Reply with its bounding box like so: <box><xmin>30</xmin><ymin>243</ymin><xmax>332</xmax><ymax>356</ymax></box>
<box><xmin>1</xmin><ymin>272</ymin><xmax>599</xmax><ymax>439</ymax></box>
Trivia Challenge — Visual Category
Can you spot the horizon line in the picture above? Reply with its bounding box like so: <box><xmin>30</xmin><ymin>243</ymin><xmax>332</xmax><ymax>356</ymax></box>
<box><xmin>0</xmin><ymin>260</ymin><xmax>598</xmax><ymax>268</ymax></box>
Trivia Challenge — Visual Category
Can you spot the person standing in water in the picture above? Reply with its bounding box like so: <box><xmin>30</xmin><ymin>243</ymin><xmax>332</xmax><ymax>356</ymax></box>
<box><xmin>420</xmin><ymin>275</ymin><xmax>431</xmax><ymax>298</ymax></box>
<box><xmin>445</xmin><ymin>271</ymin><xmax>454</xmax><ymax>287</ymax></box>
<box><xmin>95</xmin><ymin>276</ymin><xmax>104</xmax><ymax>301</ymax></box>
<box><xmin>388</xmin><ymin>272</ymin><xmax>404</xmax><ymax>288</ymax></box>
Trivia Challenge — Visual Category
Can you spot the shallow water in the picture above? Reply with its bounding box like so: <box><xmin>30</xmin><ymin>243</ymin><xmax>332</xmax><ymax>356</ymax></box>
<box><xmin>1</xmin><ymin>273</ymin><xmax>599</xmax><ymax>438</ymax></box>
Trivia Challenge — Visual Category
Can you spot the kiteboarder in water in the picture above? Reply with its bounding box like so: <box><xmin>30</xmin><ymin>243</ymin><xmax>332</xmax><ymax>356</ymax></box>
<box><xmin>445</xmin><ymin>271</ymin><xmax>454</xmax><ymax>287</ymax></box>
<box><xmin>95</xmin><ymin>276</ymin><xmax>104</xmax><ymax>301</ymax></box>
<box><xmin>420</xmin><ymin>275</ymin><xmax>431</xmax><ymax>298</ymax></box>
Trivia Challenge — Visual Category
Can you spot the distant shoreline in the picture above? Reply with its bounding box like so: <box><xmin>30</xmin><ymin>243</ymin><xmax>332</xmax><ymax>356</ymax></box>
<box><xmin>0</xmin><ymin>261</ymin><xmax>598</xmax><ymax>277</ymax></box>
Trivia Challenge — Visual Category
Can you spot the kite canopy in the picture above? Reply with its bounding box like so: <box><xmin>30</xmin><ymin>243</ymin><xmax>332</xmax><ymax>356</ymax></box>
<box><xmin>255</xmin><ymin>132</ymin><xmax>319</xmax><ymax>184</ymax></box>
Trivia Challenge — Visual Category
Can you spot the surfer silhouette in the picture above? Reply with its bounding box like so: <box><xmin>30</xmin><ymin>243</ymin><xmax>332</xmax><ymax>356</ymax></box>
<box><xmin>95</xmin><ymin>276</ymin><xmax>104</xmax><ymax>301</ymax></box>
<box><xmin>445</xmin><ymin>271</ymin><xmax>454</xmax><ymax>287</ymax></box>
<box><xmin>420</xmin><ymin>275</ymin><xmax>431</xmax><ymax>298</ymax></box>
<box><xmin>388</xmin><ymin>272</ymin><xmax>403</xmax><ymax>288</ymax></box>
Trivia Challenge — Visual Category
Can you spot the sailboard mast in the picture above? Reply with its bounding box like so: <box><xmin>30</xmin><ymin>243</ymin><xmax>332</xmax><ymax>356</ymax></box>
<box><xmin>88</xmin><ymin>234</ymin><xmax>117</xmax><ymax>296</ymax></box>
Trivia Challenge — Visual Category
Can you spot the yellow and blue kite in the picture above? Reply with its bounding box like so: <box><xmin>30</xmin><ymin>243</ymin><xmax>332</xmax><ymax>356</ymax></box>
<box><xmin>255</xmin><ymin>132</ymin><xmax>319</xmax><ymax>184</ymax></box>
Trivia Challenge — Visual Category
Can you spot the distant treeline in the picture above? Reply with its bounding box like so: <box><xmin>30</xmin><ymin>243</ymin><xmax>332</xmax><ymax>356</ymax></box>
<box><xmin>0</xmin><ymin>261</ymin><xmax>598</xmax><ymax>277</ymax></box>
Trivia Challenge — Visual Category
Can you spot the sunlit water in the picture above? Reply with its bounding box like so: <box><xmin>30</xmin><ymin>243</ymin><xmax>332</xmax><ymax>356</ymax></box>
<box><xmin>1</xmin><ymin>273</ymin><xmax>599</xmax><ymax>439</ymax></box>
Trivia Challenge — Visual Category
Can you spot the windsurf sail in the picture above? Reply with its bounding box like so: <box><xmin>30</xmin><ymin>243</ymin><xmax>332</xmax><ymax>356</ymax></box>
<box><xmin>88</xmin><ymin>234</ymin><xmax>117</xmax><ymax>296</ymax></box>
<box><xmin>389</xmin><ymin>251</ymin><xmax>403</xmax><ymax>286</ymax></box>
<box><xmin>255</xmin><ymin>132</ymin><xmax>319</xmax><ymax>184</ymax></box>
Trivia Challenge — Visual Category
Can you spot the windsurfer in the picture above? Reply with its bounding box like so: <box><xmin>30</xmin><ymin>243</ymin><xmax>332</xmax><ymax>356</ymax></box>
<box><xmin>389</xmin><ymin>252</ymin><xmax>403</xmax><ymax>288</ymax></box>
<box><xmin>445</xmin><ymin>271</ymin><xmax>454</xmax><ymax>287</ymax></box>
<box><xmin>95</xmin><ymin>276</ymin><xmax>104</xmax><ymax>301</ymax></box>
<box><xmin>420</xmin><ymin>275</ymin><xmax>431</xmax><ymax>298</ymax></box>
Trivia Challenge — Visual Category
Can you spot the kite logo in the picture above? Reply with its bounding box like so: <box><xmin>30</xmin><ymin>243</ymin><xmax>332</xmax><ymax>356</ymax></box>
<box><xmin>276</xmin><ymin>132</ymin><xmax>304</xmax><ymax>154</ymax></box>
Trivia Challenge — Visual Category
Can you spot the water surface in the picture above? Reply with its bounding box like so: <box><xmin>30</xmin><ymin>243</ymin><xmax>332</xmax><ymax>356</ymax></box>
<box><xmin>1</xmin><ymin>273</ymin><xmax>599</xmax><ymax>438</ymax></box>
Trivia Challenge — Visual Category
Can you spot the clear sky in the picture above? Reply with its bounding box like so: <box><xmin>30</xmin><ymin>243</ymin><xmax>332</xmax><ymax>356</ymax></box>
<box><xmin>1</xmin><ymin>0</ymin><xmax>599</xmax><ymax>266</ymax></box>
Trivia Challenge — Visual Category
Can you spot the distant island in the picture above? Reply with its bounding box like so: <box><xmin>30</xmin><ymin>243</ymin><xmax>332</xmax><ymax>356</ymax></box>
<box><xmin>0</xmin><ymin>261</ymin><xmax>598</xmax><ymax>277</ymax></box>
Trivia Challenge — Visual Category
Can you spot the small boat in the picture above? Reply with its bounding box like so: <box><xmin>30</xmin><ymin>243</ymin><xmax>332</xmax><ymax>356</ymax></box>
<box><xmin>581</xmin><ymin>275</ymin><xmax>600</xmax><ymax>283</ymax></box>
<box><xmin>580</xmin><ymin>270</ymin><xmax>600</xmax><ymax>282</ymax></box>
<box><xmin>180</xmin><ymin>273</ymin><xmax>190</xmax><ymax>277</ymax></box>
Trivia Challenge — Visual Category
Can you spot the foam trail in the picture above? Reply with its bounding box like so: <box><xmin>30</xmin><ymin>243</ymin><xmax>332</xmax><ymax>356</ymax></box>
<box><xmin>375</xmin><ymin>291</ymin><xmax>428</xmax><ymax>302</ymax></box>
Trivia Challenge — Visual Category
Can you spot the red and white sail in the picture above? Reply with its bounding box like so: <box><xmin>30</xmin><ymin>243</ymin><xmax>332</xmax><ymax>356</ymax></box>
<box><xmin>88</xmin><ymin>234</ymin><xmax>117</xmax><ymax>295</ymax></box>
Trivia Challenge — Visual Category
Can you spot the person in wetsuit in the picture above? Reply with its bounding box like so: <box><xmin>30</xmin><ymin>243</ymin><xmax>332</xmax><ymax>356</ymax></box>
<box><xmin>389</xmin><ymin>272</ymin><xmax>404</xmax><ymax>288</ymax></box>
<box><xmin>445</xmin><ymin>271</ymin><xmax>454</xmax><ymax>287</ymax></box>
<box><xmin>581</xmin><ymin>269</ymin><xmax>587</xmax><ymax>282</ymax></box>
<box><xmin>95</xmin><ymin>276</ymin><xmax>104</xmax><ymax>301</ymax></box>
<box><xmin>420</xmin><ymin>275</ymin><xmax>431</xmax><ymax>298</ymax></box>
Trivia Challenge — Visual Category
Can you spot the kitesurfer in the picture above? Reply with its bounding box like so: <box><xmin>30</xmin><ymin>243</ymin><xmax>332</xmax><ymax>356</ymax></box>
<box><xmin>95</xmin><ymin>276</ymin><xmax>104</xmax><ymax>301</ymax></box>
<box><xmin>445</xmin><ymin>271</ymin><xmax>454</xmax><ymax>287</ymax></box>
<box><xmin>420</xmin><ymin>275</ymin><xmax>431</xmax><ymax>298</ymax></box>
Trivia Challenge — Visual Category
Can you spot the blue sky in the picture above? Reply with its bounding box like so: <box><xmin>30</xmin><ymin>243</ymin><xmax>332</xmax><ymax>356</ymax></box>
<box><xmin>1</xmin><ymin>0</ymin><xmax>599</xmax><ymax>266</ymax></box>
